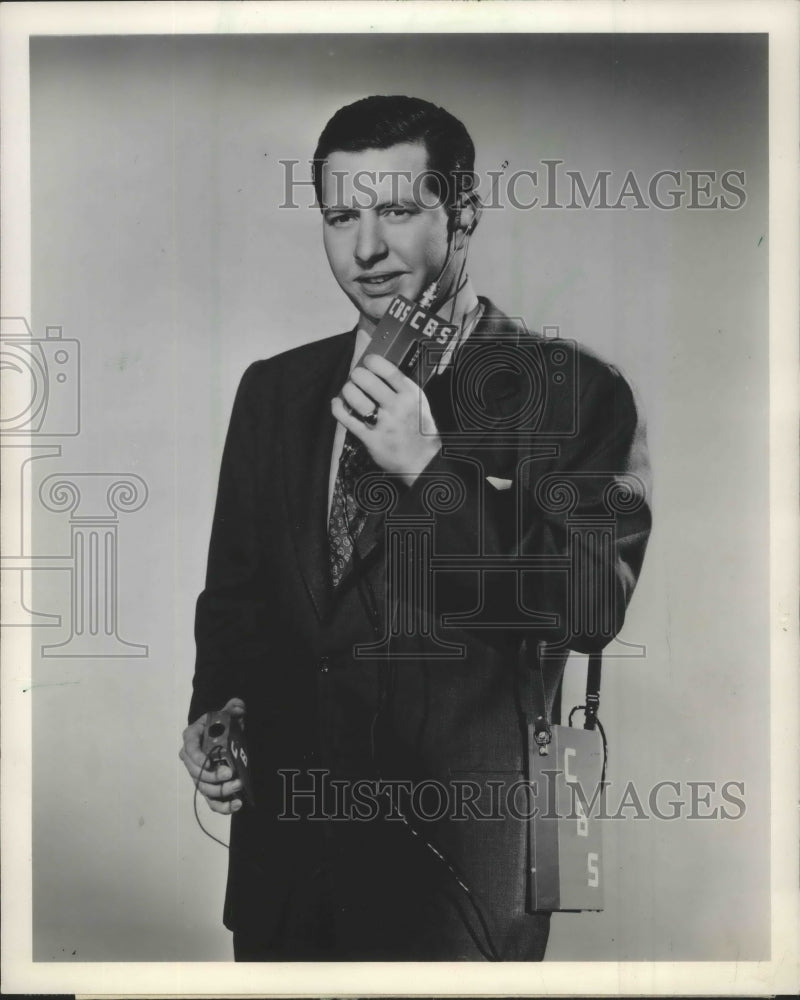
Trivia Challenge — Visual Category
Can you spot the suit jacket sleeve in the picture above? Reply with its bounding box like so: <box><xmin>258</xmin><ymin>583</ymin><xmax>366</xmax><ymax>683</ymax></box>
<box><xmin>189</xmin><ymin>362</ymin><xmax>271</xmax><ymax>724</ymax></box>
<box><xmin>394</xmin><ymin>345</ymin><xmax>652</xmax><ymax>654</ymax></box>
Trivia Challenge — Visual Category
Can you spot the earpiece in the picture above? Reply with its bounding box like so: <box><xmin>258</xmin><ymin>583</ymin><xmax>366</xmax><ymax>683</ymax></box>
<box><xmin>462</xmin><ymin>212</ymin><xmax>479</xmax><ymax>237</ymax></box>
<box><xmin>453</xmin><ymin>192</ymin><xmax>481</xmax><ymax>237</ymax></box>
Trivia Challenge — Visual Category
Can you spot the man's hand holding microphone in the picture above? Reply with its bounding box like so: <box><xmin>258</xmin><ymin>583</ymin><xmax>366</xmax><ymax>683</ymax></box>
<box><xmin>179</xmin><ymin>697</ymin><xmax>247</xmax><ymax>814</ymax></box>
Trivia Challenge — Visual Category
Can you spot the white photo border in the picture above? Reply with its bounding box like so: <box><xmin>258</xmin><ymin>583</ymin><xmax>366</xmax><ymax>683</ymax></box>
<box><xmin>1</xmin><ymin>1</ymin><xmax>797</xmax><ymax>996</ymax></box>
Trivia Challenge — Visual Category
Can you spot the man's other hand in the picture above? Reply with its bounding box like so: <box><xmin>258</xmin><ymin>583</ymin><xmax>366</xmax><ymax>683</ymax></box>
<box><xmin>179</xmin><ymin>697</ymin><xmax>246</xmax><ymax>815</ymax></box>
<box><xmin>331</xmin><ymin>354</ymin><xmax>442</xmax><ymax>486</ymax></box>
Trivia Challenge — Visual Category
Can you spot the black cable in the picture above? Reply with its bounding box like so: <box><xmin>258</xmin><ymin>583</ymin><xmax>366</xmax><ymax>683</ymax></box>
<box><xmin>343</xmin><ymin>514</ymin><xmax>500</xmax><ymax>961</ymax></box>
<box><xmin>426</xmin><ymin>210</ymin><xmax>467</xmax><ymax>303</ymax></box>
<box><xmin>435</xmin><ymin>271</ymin><xmax>469</xmax><ymax>316</ymax></box>
<box><xmin>413</xmin><ymin>825</ymin><xmax>500</xmax><ymax>961</ymax></box>
<box><xmin>597</xmin><ymin>716</ymin><xmax>608</xmax><ymax>789</ymax></box>
<box><xmin>438</xmin><ymin>168</ymin><xmax>504</xmax><ymax>320</ymax></box>
<box><xmin>568</xmin><ymin>705</ymin><xmax>609</xmax><ymax>790</ymax></box>
<box><xmin>192</xmin><ymin>746</ymin><xmax>234</xmax><ymax>851</ymax></box>
<box><xmin>346</xmin><ymin>541</ymin><xmax>501</xmax><ymax>960</ymax></box>
<box><xmin>441</xmin><ymin>888</ymin><xmax>499</xmax><ymax>962</ymax></box>
<box><xmin>191</xmin><ymin>748</ymin><xmax>486</xmax><ymax>959</ymax></box>
<box><xmin>191</xmin><ymin>741</ymin><xmax>286</xmax><ymax>902</ymax></box>
<box><xmin>447</xmin><ymin>231</ymin><xmax>472</xmax><ymax>326</ymax></box>
<box><xmin>419</xmin><ymin>177</ymin><xmax>488</xmax><ymax>314</ymax></box>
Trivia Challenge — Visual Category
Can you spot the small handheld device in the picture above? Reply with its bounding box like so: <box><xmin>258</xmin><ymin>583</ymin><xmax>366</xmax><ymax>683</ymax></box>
<box><xmin>353</xmin><ymin>294</ymin><xmax>459</xmax><ymax>389</ymax></box>
<box><xmin>201</xmin><ymin>709</ymin><xmax>255</xmax><ymax>808</ymax></box>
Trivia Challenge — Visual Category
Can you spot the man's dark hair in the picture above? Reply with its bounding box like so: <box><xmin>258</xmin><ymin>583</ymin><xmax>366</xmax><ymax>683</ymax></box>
<box><xmin>312</xmin><ymin>95</ymin><xmax>476</xmax><ymax>213</ymax></box>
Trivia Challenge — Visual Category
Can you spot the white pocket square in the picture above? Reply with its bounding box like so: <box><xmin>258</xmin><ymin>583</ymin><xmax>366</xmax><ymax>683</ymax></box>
<box><xmin>486</xmin><ymin>476</ymin><xmax>513</xmax><ymax>491</ymax></box>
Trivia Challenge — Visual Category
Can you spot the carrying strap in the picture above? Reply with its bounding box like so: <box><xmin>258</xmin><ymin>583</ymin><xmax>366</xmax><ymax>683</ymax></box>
<box><xmin>521</xmin><ymin>641</ymin><xmax>604</xmax><ymax>754</ymax></box>
<box><xmin>519</xmin><ymin>640</ymin><xmax>554</xmax><ymax>756</ymax></box>
<box><xmin>583</xmin><ymin>651</ymin><xmax>602</xmax><ymax>731</ymax></box>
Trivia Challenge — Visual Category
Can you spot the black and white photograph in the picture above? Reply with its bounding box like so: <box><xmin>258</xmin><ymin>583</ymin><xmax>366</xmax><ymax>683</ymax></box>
<box><xmin>1</xmin><ymin>1</ymin><xmax>797</xmax><ymax>996</ymax></box>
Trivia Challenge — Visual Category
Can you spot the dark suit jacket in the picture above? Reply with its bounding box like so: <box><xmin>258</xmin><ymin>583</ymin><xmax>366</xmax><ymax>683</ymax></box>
<box><xmin>189</xmin><ymin>297</ymin><xmax>652</xmax><ymax>959</ymax></box>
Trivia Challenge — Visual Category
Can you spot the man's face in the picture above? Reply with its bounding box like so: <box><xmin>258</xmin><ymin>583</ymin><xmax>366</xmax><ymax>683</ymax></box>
<box><xmin>320</xmin><ymin>141</ymin><xmax>451</xmax><ymax>326</ymax></box>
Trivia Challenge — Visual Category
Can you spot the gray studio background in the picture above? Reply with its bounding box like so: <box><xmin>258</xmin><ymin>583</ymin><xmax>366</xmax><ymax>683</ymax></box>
<box><xmin>27</xmin><ymin>34</ymin><xmax>768</xmax><ymax>961</ymax></box>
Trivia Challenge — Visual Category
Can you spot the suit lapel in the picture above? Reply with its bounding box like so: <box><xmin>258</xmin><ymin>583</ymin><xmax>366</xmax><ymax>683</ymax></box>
<box><xmin>281</xmin><ymin>330</ymin><xmax>354</xmax><ymax>620</ymax></box>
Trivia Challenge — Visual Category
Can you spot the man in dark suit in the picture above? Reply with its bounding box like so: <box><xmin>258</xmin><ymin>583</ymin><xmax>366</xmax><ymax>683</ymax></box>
<box><xmin>179</xmin><ymin>95</ymin><xmax>651</xmax><ymax>961</ymax></box>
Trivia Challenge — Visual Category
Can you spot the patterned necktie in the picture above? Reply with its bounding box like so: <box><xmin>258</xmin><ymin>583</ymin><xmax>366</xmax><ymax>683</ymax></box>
<box><xmin>328</xmin><ymin>431</ymin><xmax>375</xmax><ymax>588</ymax></box>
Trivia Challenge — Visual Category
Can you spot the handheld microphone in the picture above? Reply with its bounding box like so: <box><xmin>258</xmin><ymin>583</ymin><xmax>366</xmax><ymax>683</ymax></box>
<box><xmin>351</xmin><ymin>294</ymin><xmax>459</xmax><ymax>390</ymax></box>
<box><xmin>201</xmin><ymin>709</ymin><xmax>255</xmax><ymax>808</ymax></box>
